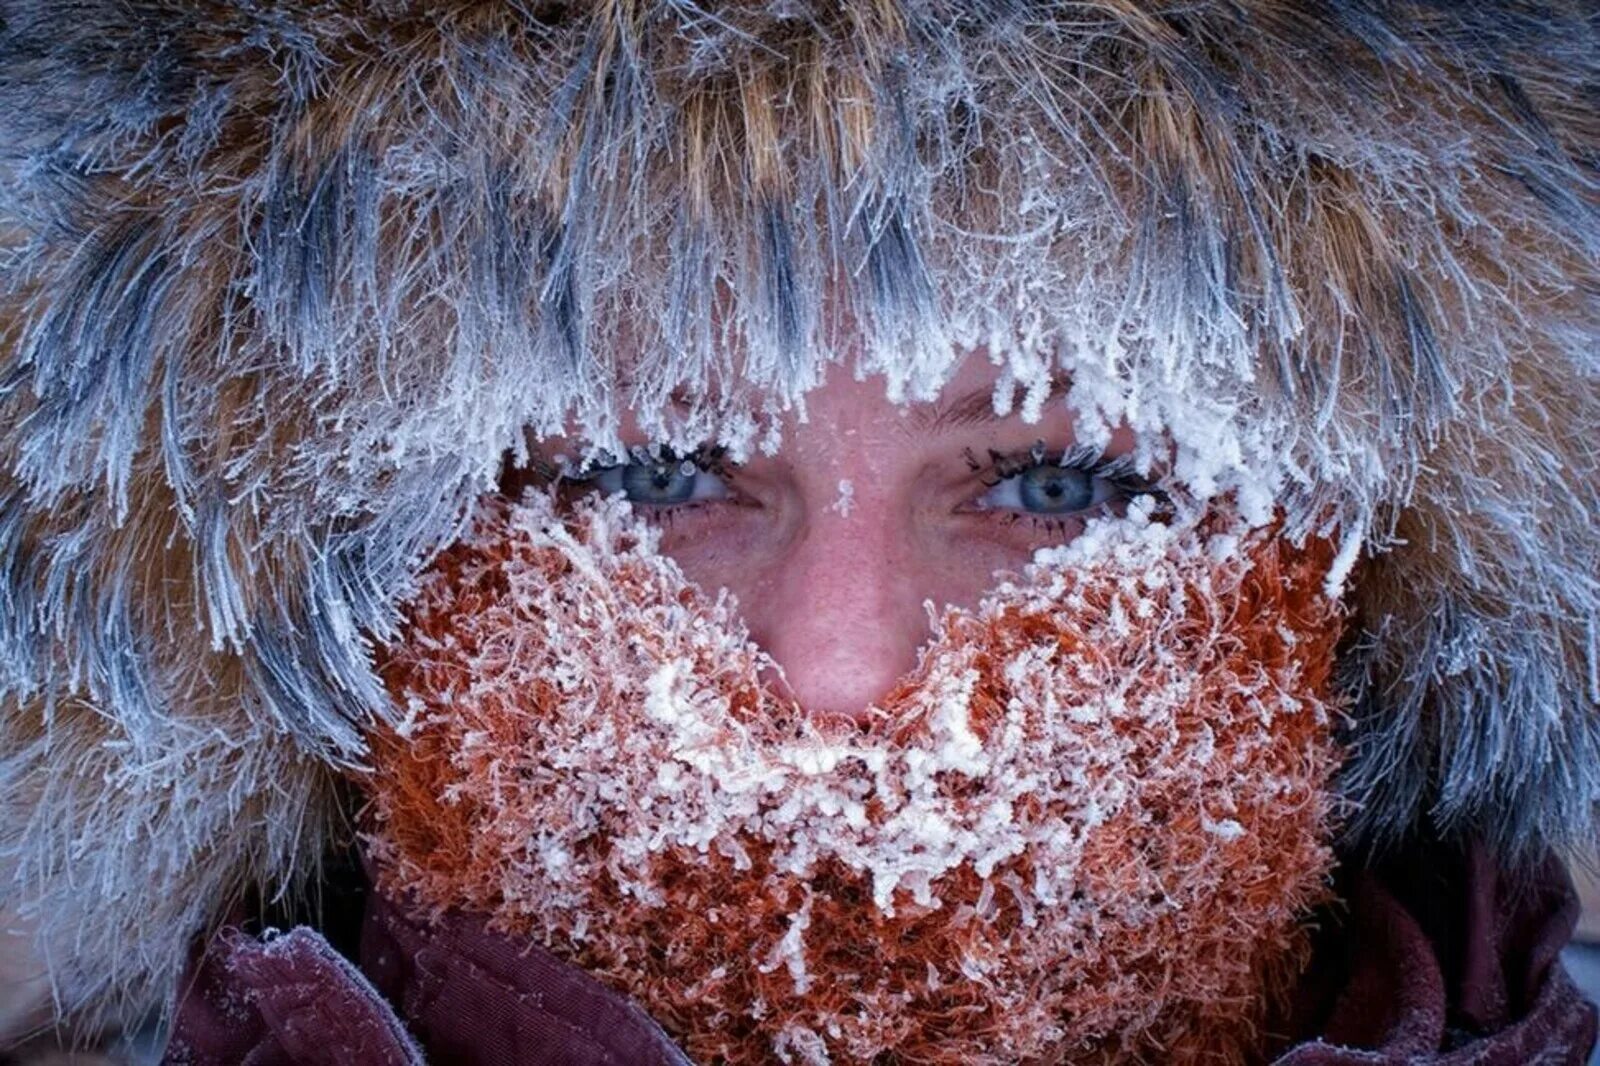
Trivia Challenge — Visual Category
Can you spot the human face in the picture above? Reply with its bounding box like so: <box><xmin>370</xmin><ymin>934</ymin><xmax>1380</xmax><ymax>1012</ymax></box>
<box><xmin>380</xmin><ymin>399</ymin><xmax>1338</xmax><ymax>1065</ymax></box>
<box><xmin>511</xmin><ymin>355</ymin><xmax>1152</xmax><ymax>719</ymax></box>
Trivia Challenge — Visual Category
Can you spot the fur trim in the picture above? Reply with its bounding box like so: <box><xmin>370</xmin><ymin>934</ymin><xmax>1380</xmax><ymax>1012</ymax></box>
<box><xmin>0</xmin><ymin>0</ymin><xmax>1595</xmax><ymax>1040</ymax></box>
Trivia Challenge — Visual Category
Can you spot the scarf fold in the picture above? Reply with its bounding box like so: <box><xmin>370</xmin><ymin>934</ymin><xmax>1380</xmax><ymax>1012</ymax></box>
<box><xmin>164</xmin><ymin>844</ymin><xmax>1597</xmax><ymax>1065</ymax></box>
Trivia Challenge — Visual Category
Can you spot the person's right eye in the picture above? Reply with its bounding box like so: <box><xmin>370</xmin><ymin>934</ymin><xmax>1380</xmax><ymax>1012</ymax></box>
<box><xmin>585</xmin><ymin>457</ymin><xmax>730</xmax><ymax>507</ymax></box>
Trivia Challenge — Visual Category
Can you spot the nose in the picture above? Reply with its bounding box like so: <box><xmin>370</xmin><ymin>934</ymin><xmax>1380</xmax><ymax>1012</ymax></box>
<box><xmin>743</xmin><ymin>494</ymin><xmax>930</xmax><ymax>720</ymax></box>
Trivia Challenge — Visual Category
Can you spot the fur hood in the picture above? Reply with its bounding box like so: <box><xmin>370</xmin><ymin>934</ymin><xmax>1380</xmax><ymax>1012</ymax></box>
<box><xmin>1</xmin><ymin>0</ymin><xmax>1596</xmax><ymax>1041</ymax></box>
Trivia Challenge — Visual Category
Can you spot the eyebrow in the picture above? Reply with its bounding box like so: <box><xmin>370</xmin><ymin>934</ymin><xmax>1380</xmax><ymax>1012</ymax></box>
<box><xmin>904</xmin><ymin>378</ymin><xmax>1071</xmax><ymax>434</ymax></box>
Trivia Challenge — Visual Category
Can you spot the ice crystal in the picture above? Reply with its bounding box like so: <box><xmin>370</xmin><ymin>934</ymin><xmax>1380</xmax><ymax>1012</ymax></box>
<box><xmin>366</xmin><ymin>492</ymin><xmax>1346</xmax><ymax>1063</ymax></box>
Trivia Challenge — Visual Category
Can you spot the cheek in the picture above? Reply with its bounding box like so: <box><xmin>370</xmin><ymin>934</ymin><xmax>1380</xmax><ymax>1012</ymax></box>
<box><xmin>647</xmin><ymin>504</ymin><xmax>1086</xmax><ymax>618</ymax></box>
<box><xmin>918</xmin><ymin>516</ymin><xmax>1096</xmax><ymax>612</ymax></box>
<box><xmin>645</xmin><ymin>503</ymin><xmax>779</xmax><ymax>593</ymax></box>
<box><xmin>915</xmin><ymin>536</ymin><xmax>1029</xmax><ymax>612</ymax></box>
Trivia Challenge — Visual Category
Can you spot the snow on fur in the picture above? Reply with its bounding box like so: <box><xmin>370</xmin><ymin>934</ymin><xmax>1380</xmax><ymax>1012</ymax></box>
<box><xmin>367</xmin><ymin>493</ymin><xmax>1344</xmax><ymax>1063</ymax></box>
<box><xmin>0</xmin><ymin>0</ymin><xmax>1594</xmax><ymax>1044</ymax></box>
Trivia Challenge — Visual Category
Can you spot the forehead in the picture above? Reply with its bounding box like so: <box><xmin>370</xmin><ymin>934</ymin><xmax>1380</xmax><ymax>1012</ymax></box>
<box><xmin>549</xmin><ymin>348</ymin><xmax>1077</xmax><ymax>457</ymax></box>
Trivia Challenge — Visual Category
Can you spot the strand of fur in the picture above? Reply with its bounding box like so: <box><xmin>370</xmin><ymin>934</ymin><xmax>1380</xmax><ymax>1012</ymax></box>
<box><xmin>0</xmin><ymin>0</ymin><xmax>1595</xmax><ymax>1042</ymax></box>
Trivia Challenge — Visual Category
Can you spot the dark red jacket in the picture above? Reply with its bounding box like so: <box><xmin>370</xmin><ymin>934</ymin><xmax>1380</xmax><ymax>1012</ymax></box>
<box><xmin>167</xmin><ymin>845</ymin><xmax>1597</xmax><ymax>1065</ymax></box>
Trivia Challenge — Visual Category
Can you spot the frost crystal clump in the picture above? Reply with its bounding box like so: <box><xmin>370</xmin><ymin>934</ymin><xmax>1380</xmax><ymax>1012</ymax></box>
<box><xmin>366</xmin><ymin>492</ymin><xmax>1344</xmax><ymax>1064</ymax></box>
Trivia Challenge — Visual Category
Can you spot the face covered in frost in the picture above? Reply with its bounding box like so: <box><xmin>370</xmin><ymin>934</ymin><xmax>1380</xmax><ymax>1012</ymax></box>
<box><xmin>506</xmin><ymin>355</ymin><xmax>1168</xmax><ymax>721</ymax></box>
<box><xmin>364</xmin><ymin>356</ymin><xmax>1348</xmax><ymax>1064</ymax></box>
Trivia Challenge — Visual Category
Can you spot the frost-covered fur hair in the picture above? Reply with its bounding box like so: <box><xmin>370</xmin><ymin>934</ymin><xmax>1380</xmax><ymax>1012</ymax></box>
<box><xmin>1</xmin><ymin>0</ymin><xmax>1596</xmax><ymax>1044</ymax></box>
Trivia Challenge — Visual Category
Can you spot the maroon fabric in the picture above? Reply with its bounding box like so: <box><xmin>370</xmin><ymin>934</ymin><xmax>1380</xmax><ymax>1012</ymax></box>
<box><xmin>163</xmin><ymin>925</ymin><xmax>423</xmax><ymax>1066</ymax></box>
<box><xmin>1273</xmin><ymin>846</ymin><xmax>1598</xmax><ymax>1064</ymax></box>
<box><xmin>356</xmin><ymin>884</ymin><xmax>692</xmax><ymax>1066</ymax></box>
<box><xmin>165</xmin><ymin>849</ymin><xmax>1597</xmax><ymax>1064</ymax></box>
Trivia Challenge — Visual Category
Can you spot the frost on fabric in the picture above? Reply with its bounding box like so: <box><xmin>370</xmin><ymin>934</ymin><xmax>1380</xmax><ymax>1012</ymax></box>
<box><xmin>366</xmin><ymin>492</ymin><xmax>1345</xmax><ymax>1065</ymax></box>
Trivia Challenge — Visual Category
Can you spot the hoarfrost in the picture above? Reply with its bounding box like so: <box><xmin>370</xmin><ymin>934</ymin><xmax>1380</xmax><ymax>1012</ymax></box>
<box><xmin>830</xmin><ymin>480</ymin><xmax>854</xmax><ymax>518</ymax></box>
<box><xmin>367</xmin><ymin>489</ymin><xmax>1344</xmax><ymax>1063</ymax></box>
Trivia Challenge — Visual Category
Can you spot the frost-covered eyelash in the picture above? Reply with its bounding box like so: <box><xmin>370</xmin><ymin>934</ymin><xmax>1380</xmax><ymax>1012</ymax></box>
<box><xmin>496</xmin><ymin>444</ymin><xmax>730</xmax><ymax>504</ymax></box>
<box><xmin>543</xmin><ymin>444</ymin><xmax>732</xmax><ymax>484</ymax></box>
<box><xmin>965</xmin><ymin>442</ymin><xmax>1153</xmax><ymax>495</ymax></box>
<box><xmin>509</xmin><ymin>440</ymin><xmax>1160</xmax><ymax>510</ymax></box>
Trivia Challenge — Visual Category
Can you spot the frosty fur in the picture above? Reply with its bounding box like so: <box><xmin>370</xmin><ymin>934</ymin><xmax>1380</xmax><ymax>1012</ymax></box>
<box><xmin>0</xmin><ymin>0</ymin><xmax>1596</xmax><ymax>1043</ymax></box>
<box><xmin>367</xmin><ymin>492</ymin><xmax>1342</xmax><ymax>1063</ymax></box>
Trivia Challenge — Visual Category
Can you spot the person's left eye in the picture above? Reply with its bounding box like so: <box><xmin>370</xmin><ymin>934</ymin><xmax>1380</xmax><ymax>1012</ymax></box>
<box><xmin>972</xmin><ymin>449</ymin><xmax>1145</xmax><ymax>519</ymax></box>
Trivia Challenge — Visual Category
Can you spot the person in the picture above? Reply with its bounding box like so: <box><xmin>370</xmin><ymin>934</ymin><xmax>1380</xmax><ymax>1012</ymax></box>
<box><xmin>0</xmin><ymin>1</ymin><xmax>1595</xmax><ymax>1063</ymax></box>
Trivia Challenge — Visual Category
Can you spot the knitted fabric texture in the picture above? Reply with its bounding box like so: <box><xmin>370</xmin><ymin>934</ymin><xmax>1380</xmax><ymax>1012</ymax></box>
<box><xmin>366</xmin><ymin>494</ymin><xmax>1344</xmax><ymax>1063</ymax></box>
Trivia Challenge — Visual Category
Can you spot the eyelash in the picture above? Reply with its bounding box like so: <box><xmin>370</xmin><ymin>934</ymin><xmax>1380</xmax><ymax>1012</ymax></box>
<box><xmin>966</xmin><ymin>442</ymin><xmax>1143</xmax><ymax>487</ymax></box>
<box><xmin>498</xmin><ymin>445</ymin><xmax>728</xmax><ymax>495</ymax></box>
<box><xmin>966</xmin><ymin>444</ymin><xmax>1159</xmax><ymax>534</ymax></box>
<box><xmin>501</xmin><ymin>442</ymin><xmax>1160</xmax><ymax>533</ymax></box>
<box><xmin>566</xmin><ymin>444</ymin><xmax>732</xmax><ymax>480</ymax></box>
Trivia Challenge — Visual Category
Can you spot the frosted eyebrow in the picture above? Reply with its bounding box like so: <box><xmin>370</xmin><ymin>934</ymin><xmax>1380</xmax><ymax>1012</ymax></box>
<box><xmin>905</xmin><ymin>378</ymin><xmax>1071</xmax><ymax>434</ymax></box>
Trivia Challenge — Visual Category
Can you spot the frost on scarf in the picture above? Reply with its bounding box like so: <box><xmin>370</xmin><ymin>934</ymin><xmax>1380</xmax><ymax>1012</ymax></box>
<box><xmin>365</xmin><ymin>492</ymin><xmax>1344</xmax><ymax>1064</ymax></box>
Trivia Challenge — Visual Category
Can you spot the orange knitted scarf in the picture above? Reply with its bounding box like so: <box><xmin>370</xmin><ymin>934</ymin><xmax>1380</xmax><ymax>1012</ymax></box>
<box><xmin>365</xmin><ymin>493</ymin><xmax>1344</xmax><ymax>1064</ymax></box>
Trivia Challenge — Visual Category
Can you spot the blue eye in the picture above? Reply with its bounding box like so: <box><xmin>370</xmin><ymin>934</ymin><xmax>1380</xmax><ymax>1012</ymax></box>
<box><xmin>976</xmin><ymin>458</ymin><xmax>1125</xmax><ymax>516</ymax></box>
<box><xmin>590</xmin><ymin>458</ymin><xmax>729</xmax><ymax>507</ymax></box>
